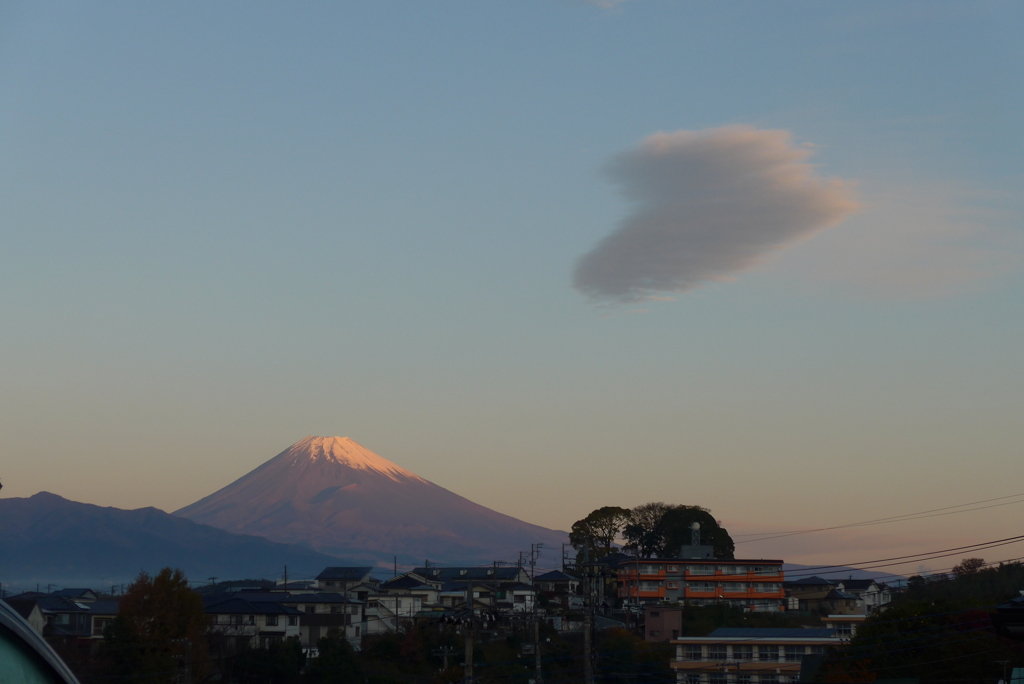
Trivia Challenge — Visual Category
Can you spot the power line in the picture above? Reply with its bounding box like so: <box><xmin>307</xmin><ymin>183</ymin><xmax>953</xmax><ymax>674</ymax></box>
<box><xmin>733</xmin><ymin>491</ymin><xmax>1024</xmax><ymax>544</ymax></box>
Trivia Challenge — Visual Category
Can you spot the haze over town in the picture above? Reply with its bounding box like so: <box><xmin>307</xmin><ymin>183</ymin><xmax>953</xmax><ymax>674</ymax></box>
<box><xmin>2</xmin><ymin>0</ymin><xmax>1022</xmax><ymax>570</ymax></box>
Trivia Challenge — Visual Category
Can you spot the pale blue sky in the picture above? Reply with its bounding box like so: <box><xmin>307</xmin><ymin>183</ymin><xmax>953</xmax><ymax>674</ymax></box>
<box><xmin>2</xmin><ymin>0</ymin><xmax>1022</xmax><ymax>565</ymax></box>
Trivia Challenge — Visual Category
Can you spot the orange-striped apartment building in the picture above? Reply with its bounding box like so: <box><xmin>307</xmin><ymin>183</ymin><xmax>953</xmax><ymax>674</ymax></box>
<box><xmin>616</xmin><ymin>558</ymin><xmax>786</xmax><ymax>612</ymax></box>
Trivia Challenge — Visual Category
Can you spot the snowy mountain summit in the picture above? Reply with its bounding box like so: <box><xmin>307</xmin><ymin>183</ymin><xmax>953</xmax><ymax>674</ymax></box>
<box><xmin>175</xmin><ymin>436</ymin><xmax>566</xmax><ymax>565</ymax></box>
<box><xmin>286</xmin><ymin>436</ymin><xmax>427</xmax><ymax>483</ymax></box>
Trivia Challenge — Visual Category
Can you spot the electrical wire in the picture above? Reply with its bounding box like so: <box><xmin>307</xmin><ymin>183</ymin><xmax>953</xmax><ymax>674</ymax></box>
<box><xmin>732</xmin><ymin>491</ymin><xmax>1024</xmax><ymax>544</ymax></box>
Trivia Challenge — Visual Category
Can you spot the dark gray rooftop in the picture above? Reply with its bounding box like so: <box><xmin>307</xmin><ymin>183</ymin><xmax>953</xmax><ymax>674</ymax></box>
<box><xmin>316</xmin><ymin>567</ymin><xmax>374</xmax><ymax>581</ymax></box>
<box><xmin>709</xmin><ymin>628</ymin><xmax>838</xmax><ymax>639</ymax></box>
<box><xmin>204</xmin><ymin>598</ymin><xmax>303</xmax><ymax>615</ymax></box>
<box><xmin>412</xmin><ymin>567</ymin><xmax>525</xmax><ymax>581</ymax></box>
<box><xmin>535</xmin><ymin>570</ymin><xmax>577</xmax><ymax>582</ymax></box>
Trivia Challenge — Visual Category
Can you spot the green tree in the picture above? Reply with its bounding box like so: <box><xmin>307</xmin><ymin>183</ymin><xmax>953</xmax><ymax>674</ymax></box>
<box><xmin>103</xmin><ymin>568</ymin><xmax>209</xmax><ymax>684</ymax></box>
<box><xmin>570</xmin><ymin>506</ymin><xmax>631</xmax><ymax>560</ymax></box>
<box><xmin>952</xmin><ymin>557</ymin><xmax>985</xmax><ymax>578</ymax></box>
<box><xmin>620</xmin><ymin>503</ymin><xmax>734</xmax><ymax>558</ymax></box>
<box><xmin>658</xmin><ymin>505</ymin><xmax>735</xmax><ymax>559</ymax></box>
<box><xmin>623</xmin><ymin>502</ymin><xmax>673</xmax><ymax>558</ymax></box>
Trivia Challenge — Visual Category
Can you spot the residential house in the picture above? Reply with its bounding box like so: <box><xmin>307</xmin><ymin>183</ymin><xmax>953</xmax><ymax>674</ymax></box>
<box><xmin>782</xmin><ymin>576</ymin><xmax>836</xmax><ymax>611</ymax></box>
<box><xmin>222</xmin><ymin>590</ymin><xmax>365</xmax><ymax>647</ymax></box>
<box><xmin>5</xmin><ymin>592</ymin><xmax>117</xmax><ymax>641</ymax></box>
<box><xmin>204</xmin><ymin>597</ymin><xmax>302</xmax><ymax>650</ymax></box>
<box><xmin>617</xmin><ymin>558</ymin><xmax>786</xmax><ymax>612</ymax></box>
<box><xmin>380</xmin><ymin>575</ymin><xmax>441</xmax><ymax>609</ymax></box>
<box><xmin>496</xmin><ymin>584</ymin><xmax>537</xmax><ymax>613</ymax></box>
<box><xmin>279</xmin><ymin>593</ymin><xmax>364</xmax><ymax>647</ymax></box>
<box><xmin>671</xmin><ymin>627</ymin><xmax>841</xmax><ymax>684</ymax></box>
<box><xmin>834</xmin><ymin>579</ymin><xmax>890</xmax><ymax>613</ymax></box>
<box><xmin>412</xmin><ymin>566</ymin><xmax>532</xmax><ymax>587</ymax></box>
<box><xmin>535</xmin><ymin>570</ymin><xmax>579</xmax><ymax>595</ymax></box>
<box><xmin>534</xmin><ymin>570</ymin><xmax>582</xmax><ymax>610</ymax></box>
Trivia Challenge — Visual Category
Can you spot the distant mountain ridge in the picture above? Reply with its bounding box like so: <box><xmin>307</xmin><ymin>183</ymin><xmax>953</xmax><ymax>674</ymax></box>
<box><xmin>174</xmin><ymin>436</ymin><xmax>569</xmax><ymax>565</ymax></box>
<box><xmin>0</xmin><ymin>492</ymin><xmax>346</xmax><ymax>590</ymax></box>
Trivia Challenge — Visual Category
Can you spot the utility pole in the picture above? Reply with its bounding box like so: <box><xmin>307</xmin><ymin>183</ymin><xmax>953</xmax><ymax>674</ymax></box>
<box><xmin>283</xmin><ymin>565</ymin><xmax>287</xmax><ymax>589</ymax></box>
<box><xmin>583</xmin><ymin>545</ymin><xmax>595</xmax><ymax>684</ymax></box>
<box><xmin>533</xmin><ymin>610</ymin><xmax>543</xmax><ymax>684</ymax></box>
<box><xmin>464</xmin><ymin>584</ymin><xmax>474</xmax><ymax>684</ymax></box>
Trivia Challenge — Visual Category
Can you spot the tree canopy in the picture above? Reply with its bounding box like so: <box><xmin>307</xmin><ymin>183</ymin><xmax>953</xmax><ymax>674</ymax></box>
<box><xmin>569</xmin><ymin>506</ymin><xmax>631</xmax><ymax>561</ymax></box>
<box><xmin>104</xmin><ymin>568</ymin><xmax>209</xmax><ymax>684</ymax></box>
<box><xmin>570</xmin><ymin>502</ymin><xmax>735</xmax><ymax>560</ymax></box>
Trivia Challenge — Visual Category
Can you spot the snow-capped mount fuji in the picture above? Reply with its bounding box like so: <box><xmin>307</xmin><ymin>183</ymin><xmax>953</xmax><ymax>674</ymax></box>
<box><xmin>174</xmin><ymin>437</ymin><xmax>568</xmax><ymax>565</ymax></box>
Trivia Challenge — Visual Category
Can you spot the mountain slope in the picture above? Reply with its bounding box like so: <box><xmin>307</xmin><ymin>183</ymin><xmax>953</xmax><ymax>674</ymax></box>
<box><xmin>174</xmin><ymin>436</ymin><xmax>568</xmax><ymax>564</ymax></box>
<box><xmin>0</xmin><ymin>492</ymin><xmax>347</xmax><ymax>589</ymax></box>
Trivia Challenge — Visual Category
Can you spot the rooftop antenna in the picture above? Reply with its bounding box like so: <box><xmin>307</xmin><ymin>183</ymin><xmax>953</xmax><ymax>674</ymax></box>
<box><xmin>691</xmin><ymin>522</ymin><xmax>701</xmax><ymax>547</ymax></box>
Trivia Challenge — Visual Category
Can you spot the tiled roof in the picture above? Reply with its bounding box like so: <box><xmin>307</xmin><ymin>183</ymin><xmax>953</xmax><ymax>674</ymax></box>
<box><xmin>412</xmin><ymin>567</ymin><xmax>524</xmax><ymax>581</ymax></box>
<box><xmin>785</xmin><ymin>576</ymin><xmax>837</xmax><ymax>586</ymax></box>
<box><xmin>204</xmin><ymin>598</ymin><xmax>302</xmax><ymax>615</ymax></box>
<box><xmin>283</xmin><ymin>593</ymin><xmax>360</xmax><ymax>604</ymax></box>
<box><xmin>382</xmin><ymin>576</ymin><xmax>430</xmax><ymax>590</ymax></box>
<box><xmin>535</xmin><ymin>571</ymin><xmax>577</xmax><ymax>582</ymax></box>
<box><xmin>86</xmin><ymin>601</ymin><xmax>119</xmax><ymax>616</ymax></box>
<box><xmin>316</xmin><ymin>567</ymin><xmax>374</xmax><ymax>581</ymax></box>
<box><xmin>50</xmin><ymin>588</ymin><xmax>95</xmax><ymax>598</ymax></box>
<box><xmin>709</xmin><ymin>628</ymin><xmax>837</xmax><ymax>639</ymax></box>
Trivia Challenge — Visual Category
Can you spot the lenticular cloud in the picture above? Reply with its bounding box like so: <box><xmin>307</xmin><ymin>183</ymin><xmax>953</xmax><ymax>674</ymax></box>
<box><xmin>574</xmin><ymin>126</ymin><xmax>860</xmax><ymax>302</ymax></box>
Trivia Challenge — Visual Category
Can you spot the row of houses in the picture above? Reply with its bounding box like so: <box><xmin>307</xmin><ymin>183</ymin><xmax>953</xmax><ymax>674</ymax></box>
<box><xmin>2</xmin><ymin>565</ymin><xmax>580</xmax><ymax>652</ymax></box>
<box><xmin>4</xmin><ymin>553</ymin><xmax>893</xmax><ymax>661</ymax></box>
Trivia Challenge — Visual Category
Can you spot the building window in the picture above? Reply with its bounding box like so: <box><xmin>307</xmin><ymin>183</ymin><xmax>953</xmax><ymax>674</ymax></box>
<box><xmin>685</xmin><ymin>645</ymin><xmax>703</xmax><ymax>661</ymax></box>
<box><xmin>725</xmin><ymin>583</ymin><xmax>747</xmax><ymax>593</ymax></box>
<box><xmin>288</xmin><ymin>616</ymin><xmax>297</xmax><ymax>626</ymax></box>
<box><xmin>247</xmin><ymin>615</ymin><xmax>256</xmax><ymax>625</ymax></box>
<box><xmin>836</xmin><ymin>624</ymin><xmax>852</xmax><ymax>637</ymax></box>
<box><xmin>686</xmin><ymin>675</ymin><xmax>701</xmax><ymax>684</ymax></box>
<box><xmin>667</xmin><ymin>565</ymin><xmax>679</xmax><ymax>572</ymax></box>
<box><xmin>785</xmin><ymin>646</ymin><xmax>804</xmax><ymax>662</ymax></box>
<box><xmin>640</xmin><ymin>582</ymin><xmax>661</xmax><ymax>592</ymax></box>
<box><xmin>760</xmin><ymin>675</ymin><xmax>778</xmax><ymax>684</ymax></box>
<box><xmin>732</xmin><ymin>645</ymin><xmax>753</xmax><ymax>661</ymax></box>
<box><xmin>710</xmin><ymin>674</ymin><xmax>726</xmax><ymax>684</ymax></box>
<box><xmin>758</xmin><ymin>646</ymin><xmax>778</xmax><ymax>662</ymax></box>
<box><xmin>738</xmin><ymin>676</ymin><xmax>752</xmax><ymax>684</ymax></box>
<box><xmin>810</xmin><ymin>646</ymin><xmax>825</xmax><ymax>655</ymax></box>
<box><xmin>326</xmin><ymin>581</ymin><xmax>336</xmax><ymax>587</ymax></box>
<box><xmin>650</xmin><ymin>630</ymin><xmax>660</xmax><ymax>637</ymax></box>
<box><xmin>355</xmin><ymin>626</ymin><xmax>360</xmax><ymax>636</ymax></box>
<box><xmin>651</xmin><ymin>611</ymin><xmax>660</xmax><ymax>618</ymax></box>
<box><xmin>514</xmin><ymin>595</ymin><xmax>526</xmax><ymax>604</ymax></box>
<box><xmin>689</xmin><ymin>582</ymin><xmax>716</xmax><ymax>592</ymax></box>
<box><xmin>667</xmin><ymin>582</ymin><xmax>679</xmax><ymax>589</ymax></box>
<box><xmin>709</xmin><ymin>645</ymin><xmax>727</xmax><ymax>661</ymax></box>
<box><xmin>266</xmin><ymin>615</ymin><xmax>278</xmax><ymax>626</ymax></box>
